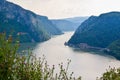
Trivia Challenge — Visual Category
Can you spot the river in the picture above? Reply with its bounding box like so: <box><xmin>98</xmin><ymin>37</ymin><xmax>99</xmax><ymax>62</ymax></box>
<box><xmin>33</xmin><ymin>32</ymin><xmax>120</xmax><ymax>80</ymax></box>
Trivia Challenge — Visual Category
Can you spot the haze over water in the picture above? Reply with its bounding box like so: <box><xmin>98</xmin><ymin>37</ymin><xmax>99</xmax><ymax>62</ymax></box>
<box><xmin>33</xmin><ymin>32</ymin><xmax>120</xmax><ymax>80</ymax></box>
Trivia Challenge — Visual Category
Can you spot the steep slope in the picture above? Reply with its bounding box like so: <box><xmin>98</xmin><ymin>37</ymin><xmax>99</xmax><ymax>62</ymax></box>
<box><xmin>51</xmin><ymin>17</ymin><xmax>88</xmax><ymax>31</ymax></box>
<box><xmin>38</xmin><ymin>16</ymin><xmax>63</xmax><ymax>35</ymax></box>
<box><xmin>68</xmin><ymin>12</ymin><xmax>120</xmax><ymax>48</ymax></box>
<box><xmin>0</xmin><ymin>0</ymin><xmax>62</xmax><ymax>43</ymax></box>
<box><xmin>108</xmin><ymin>40</ymin><xmax>120</xmax><ymax>59</ymax></box>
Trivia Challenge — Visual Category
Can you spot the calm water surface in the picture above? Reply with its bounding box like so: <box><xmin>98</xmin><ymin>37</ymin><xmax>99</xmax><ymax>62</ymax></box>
<box><xmin>33</xmin><ymin>32</ymin><xmax>120</xmax><ymax>80</ymax></box>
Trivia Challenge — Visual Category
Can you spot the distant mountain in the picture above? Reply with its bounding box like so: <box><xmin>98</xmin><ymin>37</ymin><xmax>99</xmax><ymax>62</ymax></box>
<box><xmin>65</xmin><ymin>17</ymin><xmax>88</xmax><ymax>24</ymax></box>
<box><xmin>51</xmin><ymin>17</ymin><xmax>88</xmax><ymax>31</ymax></box>
<box><xmin>0</xmin><ymin>0</ymin><xmax>62</xmax><ymax>43</ymax></box>
<box><xmin>51</xmin><ymin>20</ymin><xmax>77</xmax><ymax>31</ymax></box>
<box><xmin>68</xmin><ymin>12</ymin><xmax>120</xmax><ymax>59</ymax></box>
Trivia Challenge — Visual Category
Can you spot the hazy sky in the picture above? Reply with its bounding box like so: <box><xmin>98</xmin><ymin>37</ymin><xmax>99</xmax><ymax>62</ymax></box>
<box><xmin>8</xmin><ymin>0</ymin><xmax>120</xmax><ymax>19</ymax></box>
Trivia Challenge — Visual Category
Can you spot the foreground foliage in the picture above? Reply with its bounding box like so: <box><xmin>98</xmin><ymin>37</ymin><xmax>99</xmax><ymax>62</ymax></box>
<box><xmin>1</xmin><ymin>33</ymin><xmax>120</xmax><ymax>80</ymax></box>
<box><xmin>98</xmin><ymin>67</ymin><xmax>120</xmax><ymax>80</ymax></box>
<box><xmin>0</xmin><ymin>33</ymin><xmax>81</xmax><ymax>80</ymax></box>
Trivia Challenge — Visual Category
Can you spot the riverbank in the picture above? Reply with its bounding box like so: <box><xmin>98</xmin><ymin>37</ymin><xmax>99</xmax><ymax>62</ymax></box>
<box><xmin>65</xmin><ymin>42</ymin><xmax>120</xmax><ymax>60</ymax></box>
<box><xmin>33</xmin><ymin>32</ymin><xmax>120</xmax><ymax>80</ymax></box>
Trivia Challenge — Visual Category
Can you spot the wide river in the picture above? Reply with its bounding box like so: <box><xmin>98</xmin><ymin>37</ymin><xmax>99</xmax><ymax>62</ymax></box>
<box><xmin>33</xmin><ymin>32</ymin><xmax>120</xmax><ymax>80</ymax></box>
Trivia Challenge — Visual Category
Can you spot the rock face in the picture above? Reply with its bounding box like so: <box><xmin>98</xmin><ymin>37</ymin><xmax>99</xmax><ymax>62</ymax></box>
<box><xmin>0</xmin><ymin>0</ymin><xmax>62</xmax><ymax>42</ymax></box>
<box><xmin>68</xmin><ymin>12</ymin><xmax>120</xmax><ymax>48</ymax></box>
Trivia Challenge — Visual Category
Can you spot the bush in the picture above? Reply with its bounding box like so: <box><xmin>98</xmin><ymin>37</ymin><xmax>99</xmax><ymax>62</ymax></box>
<box><xmin>2</xmin><ymin>32</ymin><xmax>120</xmax><ymax>80</ymax></box>
<box><xmin>0</xmin><ymin>33</ymin><xmax>81</xmax><ymax>80</ymax></box>
<box><xmin>97</xmin><ymin>67</ymin><xmax>120</xmax><ymax>80</ymax></box>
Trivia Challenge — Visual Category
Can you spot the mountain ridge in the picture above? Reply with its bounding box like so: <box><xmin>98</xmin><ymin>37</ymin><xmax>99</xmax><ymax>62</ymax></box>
<box><xmin>51</xmin><ymin>17</ymin><xmax>88</xmax><ymax>31</ymax></box>
<box><xmin>0</xmin><ymin>0</ymin><xmax>62</xmax><ymax>43</ymax></box>
<box><xmin>68</xmin><ymin>11</ymin><xmax>120</xmax><ymax>59</ymax></box>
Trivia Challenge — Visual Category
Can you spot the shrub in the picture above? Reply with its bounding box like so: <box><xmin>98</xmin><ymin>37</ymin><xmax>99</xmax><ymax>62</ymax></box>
<box><xmin>0</xmin><ymin>33</ymin><xmax>81</xmax><ymax>80</ymax></box>
<box><xmin>97</xmin><ymin>67</ymin><xmax>120</xmax><ymax>80</ymax></box>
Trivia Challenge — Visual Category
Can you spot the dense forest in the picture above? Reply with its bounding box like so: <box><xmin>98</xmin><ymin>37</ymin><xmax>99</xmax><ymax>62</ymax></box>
<box><xmin>68</xmin><ymin>12</ymin><xmax>120</xmax><ymax>59</ymax></box>
<box><xmin>0</xmin><ymin>0</ymin><xmax>62</xmax><ymax>43</ymax></box>
<box><xmin>68</xmin><ymin>12</ymin><xmax>120</xmax><ymax>48</ymax></box>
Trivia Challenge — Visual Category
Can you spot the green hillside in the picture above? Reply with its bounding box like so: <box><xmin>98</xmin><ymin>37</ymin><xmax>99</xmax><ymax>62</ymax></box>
<box><xmin>68</xmin><ymin>12</ymin><xmax>120</xmax><ymax>59</ymax></box>
<box><xmin>68</xmin><ymin>12</ymin><xmax>120</xmax><ymax>48</ymax></box>
<box><xmin>0</xmin><ymin>0</ymin><xmax>62</xmax><ymax>43</ymax></box>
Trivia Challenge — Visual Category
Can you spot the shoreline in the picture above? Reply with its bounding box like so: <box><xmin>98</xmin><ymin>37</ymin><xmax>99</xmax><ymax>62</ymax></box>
<box><xmin>65</xmin><ymin>42</ymin><xmax>120</xmax><ymax>60</ymax></box>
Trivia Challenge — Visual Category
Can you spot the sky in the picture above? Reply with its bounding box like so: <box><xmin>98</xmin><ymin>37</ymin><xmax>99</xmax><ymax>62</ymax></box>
<box><xmin>8</xmin><ymin>0</ymin><xmax>120</xmax><ymax>19</ymax></box>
